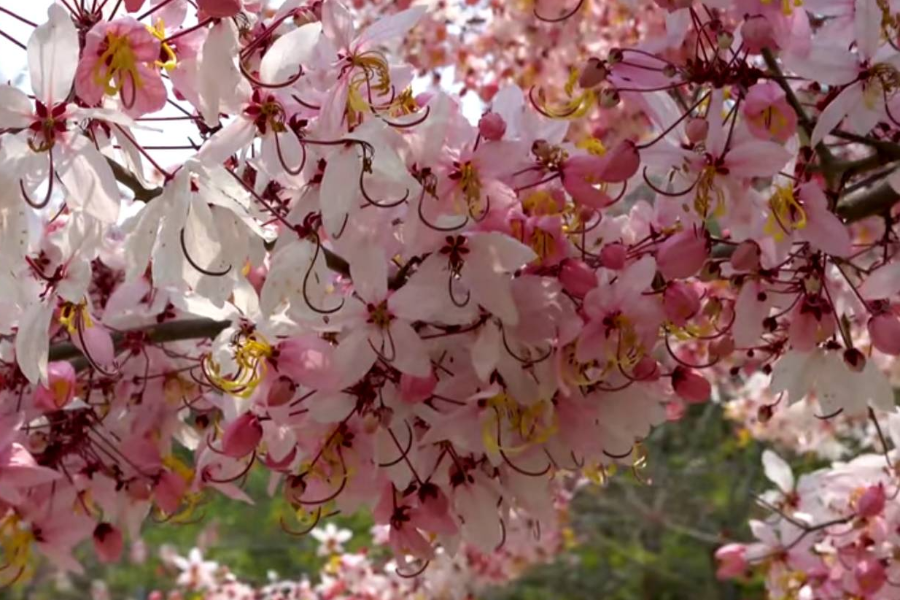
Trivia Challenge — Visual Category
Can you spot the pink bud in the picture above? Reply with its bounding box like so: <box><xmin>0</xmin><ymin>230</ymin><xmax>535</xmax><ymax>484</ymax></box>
<box><xmin>857</xmin><ymin>484</ymin><xmax>886</xmax><ymax>518</ymax></box>
<box><xmin>664</xmin><ymin>282</ymin><xmax>701</xmax><ymax>326</ymax></box>
<box><xmin>560</xmin><ymin>259</ymin><xmax>598</xmax><ymax>296</ymax></box>
<box><xmin>633</xmin><ymin>356</ymin><xmax>660</xmax><ymax>381</ymax></box>
<box><xmin>855</xmin><ymin>557</ymin><xmax>887</xmax><ymax>594</ymax></box>
<box><xmin>93</xmin><ymin>523</ymin><xmax>124</xmax><ymax>564</ymax></box>
<box><xmin>478</xmin><ymin>112</ymin><xmax>507</xmax><ymax>141</ymax></box>
<box><xmin>578</xmin><ymin>57</ymin><xmax>607</xmax><ymax>88</ymax></box>
<box><xmin>154</xmin><ymin>471</ymin><xmax>187</xmax><ymax>515</ymax></box>
<box><xmin>672</xmin><ymin>366</ymin><xmax>711</xmax><ymax>404</ymax></box>
<box><xmin>657</xmin><ymin>229</ymin><xmax>708</xmax><ymax>280</ymax></box>
<box><xmin>685</xmin><ymin>118</ymin><xmax>709</xmax><ymax>144</ymax></box>
<box><xmin>124</xmin><ymin>0</ymin><xmax>146</xmax><ymax>11</ymax></box>
<box><xmin>198</xmin><ymin>0</ymin><xmax>243</xmax><ymax>18</ymax></box>
<box><xmin>400</xmin><ymin>372</ymin><xmax>438</xmax><ymax>404</ymax></box>
<box><xmin>730</xmin><ymin>240</ymin><xmax>760</xmax><ymax>272</ymax></box>
<box><xmin>221</xmin><ymin>412</ymin><xmax>263</xmax><ymax>458</ymax></box>
<box><xmin>600</xmin><ymin>243</ymin><xmax>627</xmax><ymax>270</ymax></box>
<box><xmin>34</xmin><ymin>361</ymin><xmax>77</xmax><ymax>412</ymax></box>
<box><xmin>710</xmin><ymin>336</ymin><xmax>735</xmax><ymax>358</ymax></box>
<box><xmin>868</xmin><ymin>313</ymin><xmax>900</xmax><ymax>355</ymax></box>
<box><xmin>266</xmin><ymin>376</ymin><xmax>295</xmax><ymax>407</ymax></box>
<box><xmin>741</xmin><ymin>16</ymin><xmax>778</xmax><ymax>53</ymax></box>
<box><xmin>714</xmin><ymin>544</ymin><xmax>747</xmax><ymax>580</ymax></box>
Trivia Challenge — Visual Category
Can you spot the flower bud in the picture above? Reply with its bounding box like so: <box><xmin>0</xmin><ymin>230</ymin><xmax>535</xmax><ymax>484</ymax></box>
<box><xmin>685</xmin><ymin>118</ymin><xmax>709</xmax><ymax>144</ymax></box>
<box><xmin>600</xmin><ymin>243</ymin><xmax>627</xmax><ymax>270</ymax></box>
<box><xmin>710</xmin><ymin>335</ymin><xmax>735</xmax><ymax>359</ymax></box>
<box><xmin>222</xmin><ymin>412</ymin><xmax>263</xmax><ymax>458</ymax></box>
<box><xmin>730</xmin><ymin>240</ymin><xmax>760</xmax><ymax>272</ymax></box>
<box><xmin>560</xmin><ymin>259</ymin><xmax>598</xmax><ymax>296</ymax></box>
<box><xmin>93</xmin><ymin>523</ymin><xmax>124</xmax><ymax>564</ymax></box>
<box><xmin>741</xmin><ymin>16</ymin><xmax>778</xmax><ymax>53</ymax></box>
<box><xmin>868</xmin><ymin>313</ymin><xmax>900</xmax><ymax>355</ymax></box>
<box><xmin>658</xmin><ymin>229</ymin><xmax>708</xmax><ymax>280</ymax></box>
<box><xmin>400</xmin><ymin>372</ymin><xmax>438</xmax><ymax>404</ymax></box>
<box><xmin>664</xmin><ymin>282</ymin><xmax>701</xmax><ymax>326</ymax></box>
<box><xmin>633</xmin><ymin>356</ymin><xmax>660</xmax><ymax>381</ymax></box>
<box><xmin>672</xmin><ymin>366</ymin><xmax>711</xmax><ymax>404</ymax></box>
<box><xmin>578</xmin><ymin>57</ymin><xmax>608</xmax><ymax>88</ymax></box>
<box><xmin>266</xmin><ymin>376</ymin><xmax>295</xmax><ymax>407</ymax></box>
<box><xmin>714</xmin><ymin>544</ymin><xmax>747</xmax><ymax>580</ymax></box>
<box><xmin>198</xmin><ymin>0</ymin><xmax>243</xmax><ymax>18</ymax></box>
<box><xmin>855</xmin><ymin>557</ymin><xmax>887</xmax><ymax>594</ymax></box>
<box><xmin>154</xmin><ymin>471</ymin><xmax>187</xmax><ymax>515</ymax></box>
<box><xmin>857</xmin><ymin>484</ymin><xmax>886</xmax><ymax>518</ymax></box>
<box><xmin>478</xmin><ymin>112</ymin><xmax>507</xmax><ymax>141</ymax></box>
<box><xmin>34</xmin><ymin>361</ymin><xmax>77</xmax><ymax>412</ymax></box>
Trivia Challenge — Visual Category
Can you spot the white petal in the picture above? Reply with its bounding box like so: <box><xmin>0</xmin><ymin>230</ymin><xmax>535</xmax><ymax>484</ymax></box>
<box><xmin>320</xmin><ymin>146</ymin><xmax>362</xmax><ymax>236</ymax></box>
<box><xmin>197</xmin><ymin>118</ymin><xmax>256</xmax><ymax>166</ymax></box>
<box><xmin>762</xmin><ymin>450</ymin><xmax>795</xmax><ymax>493</ymax></box>
<box><xmin>354</xmin><ymin>6</ymin><xmax>426</xmax><ymax>50</ymax></box>
<box><xmin>860</xmin><ymin>262</ymin><xmax>900</xmax><ymax>299</ymax></box>
<box><xmin>0</xmin><ymin>86</ymin><xmax>33</xmax><ymax>129</ymax></box>
<box><xmin>389</xmin><ymin>320</ymin><xmax>431</xmax><ymax>377</ymax></box>
<box><xmin>16</xmin><ymin>299</ymin><xmax>53</xmax><ymax>385</ymax></box>
<box><xmin>57</xmin><ymin>137</ymin><xmax>121</xmax><ymax>224</ymax></box>
<box><xmin>121</xmin><ymin>198</ymin><xmax>167</xmax><ymax>282</ymax></box>
<box><xmin>726</xmin><ymin>141</ymin><xmax>792</xmax><ymax>178</ymax></box>
<box><xmin>28</xmin><ymin>3</ymin><xmax>79</xmax><ymax>105</ymax></box>
<box><xmin>348</xmin><ymin>246</ymin><xmax>387</xmax><ymax>303</ymax></box>
<box><xmin>198</xmin><ymin>20</ymin><xmax>247</xmax><ymax>127</ymax></box>
<box><xmin>467</xmin><ymin>232</ymin><xmax>536</xmax><ymax>274</ymax></box>
<box><xmin>770</xmin><ymin>350</ymin><xmax>813</xmax><ymax>405</ymax></box>
<box><xmin>855</xmin><ymin>0</ymin><xmax>882</xmax><ymax>61</ymax></box>
<box><xmin>810</xmin><ymin>83</ymin><xmax>861</xmax><ymax>149</ymax></box>
<box><xmin>260</xmin><ymin>23</ymin><xmax>322</xmax><ymax>85</ymax></box>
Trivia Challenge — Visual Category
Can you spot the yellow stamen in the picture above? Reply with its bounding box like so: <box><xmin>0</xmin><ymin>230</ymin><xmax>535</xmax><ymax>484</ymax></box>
<box><xmin>203</xmin><ymin>333</ymin><xmax>273</xmax><ymax>398</ymax></box>
<box><xmin>534</xmin><ymin>68</ymin><xmax>596</xmax><ymax>120</ymax></box>
<box><xmin>482</xmin><ymin>393</ymin><xmax>557</xmax><ymax>456</ymax></box>
<box><xmin>576</xmin><ymin>136</ymin><xmax>607</xmax><ymax>157</ymax></box>
<box><xmin>765</xmin><ymin>184</ymin><xmax>807</xmax><ymax>240</ymax></box>
<box><xmin>93</xmin><ymin>32</ymin><xmax>144</xmax><ymax>96</ymax></box>
<box><xmin>58</xmin><ymin>301</ymin><xmax>93</xmax><ymax>335</ymax></box>
<box><xmin>0</xmin><ymin>513</ymin><xmax>34</xmax><ymax>585</ymax></box>
<box><xmin>147</xmin><ymin>21</ymin><xmax>178</xmax><ymax>73</ymax></box>
<box><xmin>694</xmin><ymin>166</ymin><xmax>725</xmax><ymax>218</ymax></box>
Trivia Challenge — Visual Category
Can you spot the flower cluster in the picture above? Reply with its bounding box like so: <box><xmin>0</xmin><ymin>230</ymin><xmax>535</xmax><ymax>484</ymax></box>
<box><xmin>716</xmin><ymin>435</ymin><xmax>900</xmax><ymax>599</ymax></box>
<box><xmin>1</xmin><ymin>0</ymin><xmax>900</xmax><ymax>591</ymax></box>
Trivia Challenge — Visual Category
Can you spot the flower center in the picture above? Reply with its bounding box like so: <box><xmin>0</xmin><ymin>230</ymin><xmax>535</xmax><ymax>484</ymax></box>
<box><xmin>202</xmin><ymin>332</ymin><xmax>273</xmax><ymax>398</ymax></box>
<box><xmin>366</xmin><ymin>301</ymin><xmax>393</xmax><ymax>329</ymax></box>
<box><xmin>93</xmin><ymin>32</ymin><xmax>143</xmax><ymax>97</ymax></box>
<box><xmin>147</xmin><ymin>21</ymin><xmax>178</xmax><ymax>73</ymax></box>
<box><xmin>765</xmin><ymin>184</ymin><xmax>807</xmax><ymax>240</ymax></box>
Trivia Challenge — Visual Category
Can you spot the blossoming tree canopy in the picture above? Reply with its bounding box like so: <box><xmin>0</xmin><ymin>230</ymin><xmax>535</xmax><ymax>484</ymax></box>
<box><xmin>2</xmin><ymin>0</ymin><xmax>900</xmax><ymax>591</ymax></box>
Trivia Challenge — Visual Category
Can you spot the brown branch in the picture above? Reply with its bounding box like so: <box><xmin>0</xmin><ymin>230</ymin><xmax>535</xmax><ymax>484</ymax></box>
<box><xmin>49</xmin><ymin>318</ymin><xmax>232</xmax><ymax>366</ymax></box>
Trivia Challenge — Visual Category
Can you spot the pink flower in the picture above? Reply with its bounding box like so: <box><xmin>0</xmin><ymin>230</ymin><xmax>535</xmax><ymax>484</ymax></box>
<box><xmin>399</xmin><ymin>372</ymin><xmax>437</xmax><ymax>404</ymax></box>
<box><xmin>743</xmin><ymin>82</ymin><xmax>798</xmax><ymax>143</ymax></box>
<box><xmin>34</xmin><ymin>361</ymin><xmax>77</xmax><ymax>412</ymax></box>
<box><xmin>714</xmin><ymin>544</ymin><xmax>747</xmax><ymax>579</ymax></box>
<box><xmin>74</xmin><ymin>18</ymin><xmax>167</xmax><ymax>117</ymax></box>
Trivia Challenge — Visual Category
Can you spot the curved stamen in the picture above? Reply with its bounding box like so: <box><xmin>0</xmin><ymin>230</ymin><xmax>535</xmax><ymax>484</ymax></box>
<box><xmin>302</xmin><ymin>233</ymin><xmax>345</xmax><ymax>315</ymax></box>
<box><xmin>395</xmin><ymin>559</ymin><xmax>430</xmax><ymax>578</ymax></box>
<box><xmin>239</xmin><ymin>61</ymin><xmax>303</xmax><ymax>89</ymax></box>
<box><xmin>19</xmin><ymin>148</ymin><xmax>54</xmax><ymax>209</ymax></box>
<box><xmin>500</xmin><ymin>326</ymin><xmax>553</xmax><ymax>366</ymax></box>
<box><xmin>417</xmin><ymin>186</ymin><xmax>469</xmax><ymax>231</ymax></box>
<box><xmin>180</xmin><ymin>228</ymin><xmax>232</xmax><ymax>277</ymax></box>
<box><xmin>448</xmin><ymin>273</ymin><xmax>471</xmax><ymax>308</ymax></box>
<box><xmin>534</xmin><ymin>0</ymin><xmax>586</xmax><ymax>22</ymax></box>
<box><xmin>202</xmin><ymin>452</ymin><xmax>256</xmax><ymax>484</ymax></box>
<box><xmin>380</xmin><ymin>105</ymin><xmax>431</xmax><ymax>129</ymax></box>
<box><xmin>641</xmin><ymin>166</ymin><xmax>701</xmax><ymax>197</ymax></box>
<box><xmin>378</xmin><ymin>421</ymin><xmax>414</xmax><ymax>467</ymax></box>
<box><xmin>274</xmin><ymin>128</ymin><xmax>307</xmax><ymax>176</ymax></box>
<box><xmin>280</xmin><ymin>506</ymin><xmax>323</xmax><ymax>536</ymax></box>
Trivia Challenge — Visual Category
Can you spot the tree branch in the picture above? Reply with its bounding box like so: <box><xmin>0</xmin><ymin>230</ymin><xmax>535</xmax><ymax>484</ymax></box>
<box><xmin>106</xmin><ymin>158</ymin><xmax>164</xmax><ymax>202</ymax></box>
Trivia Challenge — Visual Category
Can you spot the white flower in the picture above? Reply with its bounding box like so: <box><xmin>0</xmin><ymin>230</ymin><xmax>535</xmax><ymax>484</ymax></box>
<box><xmin>311</xmin><ymin>522</ymin><xmax>353</xmax><ymax>556</ymax></box>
